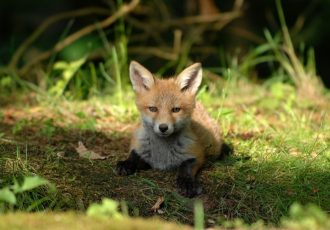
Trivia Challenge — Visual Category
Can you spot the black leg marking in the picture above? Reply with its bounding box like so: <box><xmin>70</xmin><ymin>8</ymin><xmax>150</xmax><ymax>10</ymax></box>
<box><xmin>116</xmin><ymin>150</ymin><xmax>151</xmax><ymax>176</ymax></box>
<box><xmin>176</xmin><ymin>159</ymin><xmax>202</xmax><ymax>198</ymax></box>
<box><xmin>218</xmin><ymin>142</ymin><xmax>233</xmax><ymax>160</ymax></box>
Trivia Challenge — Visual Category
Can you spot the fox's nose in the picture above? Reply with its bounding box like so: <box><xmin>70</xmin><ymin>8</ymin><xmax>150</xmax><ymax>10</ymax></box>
<box><xmin>159</xmin><ymin>124</ymin><xmax>168</xmax><ymax>133</ymax></box>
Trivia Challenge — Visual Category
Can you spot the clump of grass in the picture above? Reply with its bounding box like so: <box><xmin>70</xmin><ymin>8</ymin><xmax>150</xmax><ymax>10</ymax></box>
<box><xmin>265</xmin><ymin>0</ymin><xmax>325</xmax><ymax>101</ymax></box>
<box><xmin>274</xmin><ymin>0</ymin><xmax>323</xmax><ymax>99</ymax></box>
<box><xmin>214</xmin><ymin>0</ymin><xmax>325</xmax><ymax>105</ymax></box>
<box><xmin>0</xmin><ymin>147</ymin><xmax>62</xmax><ymax>212</ymax></box>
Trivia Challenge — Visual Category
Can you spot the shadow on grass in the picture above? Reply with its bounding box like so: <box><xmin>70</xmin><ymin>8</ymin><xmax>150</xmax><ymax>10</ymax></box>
<box><xmin>0</xmin><ymin>121</ymin><xmax>132</xmax><ymax>210</ymax></box>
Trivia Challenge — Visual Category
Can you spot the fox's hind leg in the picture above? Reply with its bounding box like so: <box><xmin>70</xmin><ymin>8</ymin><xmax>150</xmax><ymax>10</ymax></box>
<box><xmin>116</xmin><ymin>150</ymin><xmax>151</xmax><ymax>176</ymax></box>
<box><xmin>176</xmin><ymin>155</ymin><xmax>204</xmax><ymax>198</ymax></box>
<box><xmin>218</xmin><ymin>142</ymin><xmax>233</xmax><ymax>160</ymax></box>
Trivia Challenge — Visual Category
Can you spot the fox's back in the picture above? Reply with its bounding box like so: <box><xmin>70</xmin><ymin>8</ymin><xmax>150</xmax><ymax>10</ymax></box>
<box><xmin>191</xmin><ymin>102</ymin><xmax>222</xmax><ymax>157</ymax></box>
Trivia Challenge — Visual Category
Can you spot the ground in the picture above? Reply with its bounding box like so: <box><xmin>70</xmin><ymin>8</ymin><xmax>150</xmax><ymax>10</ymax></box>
<box><xmin>0</xmin><ymin>78</ymin><xmax>329</xmax><ymax>227</ymax></box>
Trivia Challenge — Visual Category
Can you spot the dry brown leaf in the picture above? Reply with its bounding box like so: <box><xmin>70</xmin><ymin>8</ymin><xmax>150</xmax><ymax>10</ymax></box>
<box><xmin>56</xmin><ymin>151</ymin><xmax>66</xmax><ymax>159</ymax></box>
<box><xmin>75</xmin><ymin>141</ymin><xmax>108</xmax><ymax>160</ymax></box>
<box><xmin>151</xmin><ymin>196</ymin><xmax>165</xmax><ymax>213</ymax></box>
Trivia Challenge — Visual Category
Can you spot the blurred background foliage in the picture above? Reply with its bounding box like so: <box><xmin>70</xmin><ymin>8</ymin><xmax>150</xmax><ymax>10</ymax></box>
<box><xmin>0</xmin><ymin>0</ymin><xmax>329</xmax><ymax>99</ymax></box>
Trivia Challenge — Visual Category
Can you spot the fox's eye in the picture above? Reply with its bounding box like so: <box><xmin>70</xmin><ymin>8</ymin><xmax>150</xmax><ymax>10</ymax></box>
<box><xmin>172</xmin><ymin>107</ymin><xmax>181</xmax><ymax>113</ymax></box>
<box><xmin>148</xmin><ymin>106</ymin><xmax>158</xmax><ymax>112</ymax></box>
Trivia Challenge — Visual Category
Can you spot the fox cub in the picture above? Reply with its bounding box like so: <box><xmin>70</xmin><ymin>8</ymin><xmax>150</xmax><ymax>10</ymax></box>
<box><xmin>116</xmin><ymin>61</ymin><xmax>229</xmax><ymax>197</ymax></box>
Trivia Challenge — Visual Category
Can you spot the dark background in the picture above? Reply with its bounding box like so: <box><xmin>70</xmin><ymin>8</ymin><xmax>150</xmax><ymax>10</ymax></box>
<box><xmin>1</xmin><ymin>0</ymin><xmax>329</xmax><ymax>87</ymax></box>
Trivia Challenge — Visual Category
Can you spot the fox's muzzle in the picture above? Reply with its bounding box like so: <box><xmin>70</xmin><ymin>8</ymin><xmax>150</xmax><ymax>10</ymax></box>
<box><xmin>154</xmin><ymin>122</ymin><xmax>174</xmax><ymax>137</ymax></box>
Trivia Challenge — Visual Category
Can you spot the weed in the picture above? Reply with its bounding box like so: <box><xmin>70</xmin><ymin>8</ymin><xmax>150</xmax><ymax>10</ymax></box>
<box><xmin>215</xmin><ymin>202</ymin><xmax>330</xmax><ymax>229</ymax></box>
<box><xmin>12</xmin><ymin>119</ymin><xmax>29</xmax><ymax>135</ymax></box>
<box><xmin>0</xmin><ymin>175</ymin><xmax>55</xmax><ymax>213</ymax></box>
<box><xmin>49</xmin><ymin>57</ymin><xmax>87</xmax><ymax>97</ymax></box>
<box><xmin>87</xmin><ymin>198</ymin><xmax>123</xmax><ymax>219</ymax></box>
<box><xmin>264</xmin><ymin>0</ymin><xmax>324</xmax><ymax>100</ymax></box>
<box><xmin>0</xmin><ymin>145</ymin><xmax>67</xmax><ymax>213</ymax></box>
<box><xmin>281</xmin><ymin>203</ymin><xmax>330</xmax><ymax>230</ymax></box>
<box><xmin>40</xmin><ymin>118</ymin><xmax>56</xmax><ymax>138</ymax></box>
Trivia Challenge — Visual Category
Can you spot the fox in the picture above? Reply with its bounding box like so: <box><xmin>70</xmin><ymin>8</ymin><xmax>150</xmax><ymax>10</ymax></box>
<box><xmin>116</xmin><ymin>61</ymin><xmax>231</xmax><ymax>197</ymax></box>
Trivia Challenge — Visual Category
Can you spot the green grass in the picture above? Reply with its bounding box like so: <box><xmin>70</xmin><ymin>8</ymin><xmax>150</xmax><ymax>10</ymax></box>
<box><xmin>0</xmin><ymin>147</ymin><xmax>63</xmax><ymax>212</ymax></box>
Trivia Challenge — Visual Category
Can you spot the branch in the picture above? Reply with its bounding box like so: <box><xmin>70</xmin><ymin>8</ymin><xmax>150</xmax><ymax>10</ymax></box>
<box><xmin>162</xmin><ymin>11</ymin><xmax>241</xmax><ymax>27</ymax></box>
<box><xmin>9</xmin><ymin>7</ymin><xmax>110</xmax><ymax>70</ymax></box>
<box><xmin>19</xmin><ymin>0</ymin><xmax>140</xmax><ymax>76</ymax></box>
<box><xmin>129</xmin><ymin>46</ymin><xmax>177</xmax><ymax>60</ymax></box>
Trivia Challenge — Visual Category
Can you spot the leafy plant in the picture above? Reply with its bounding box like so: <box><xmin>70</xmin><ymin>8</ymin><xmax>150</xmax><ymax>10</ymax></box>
<box><xmin>281</xmin><ymin>203</ymin><xmax>330</xmax><ymax>230</ymax></box>
<box><xmin>87</xmin><ymin>198</ymin><xmax>123</xmax><ymax>219</ymax></box>
<box><xmin>215</xmin><ymin>203</ymin><xmax>330</xmax><ymax>229</ymax></box>
<box><xmin>48</xmin><ymin>57</ymin><xmax>87</xmax><ymax>97</ymax></box>
<box><xmin>0</xmin><ymin>75</ymin><xmax>14</xmax><ymax>92</ymax></box>
<box><xmin>0</xmin><ymin>175</ymin><xmax>55</xmax><ymax>212</ymax></box>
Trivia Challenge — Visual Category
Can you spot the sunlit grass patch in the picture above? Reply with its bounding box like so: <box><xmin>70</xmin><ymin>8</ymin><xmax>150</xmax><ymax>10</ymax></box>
<box><xmin>210</xmin><ymin>151</ymin><xmax>330</xmax><ymax>223</ymax></box>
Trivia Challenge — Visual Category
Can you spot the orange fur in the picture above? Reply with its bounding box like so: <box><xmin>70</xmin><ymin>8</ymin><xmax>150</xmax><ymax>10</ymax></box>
<box><xmin>131</xmin><ymin>74</ymin><xmax>223</xmax><ymax>174</ymax></box>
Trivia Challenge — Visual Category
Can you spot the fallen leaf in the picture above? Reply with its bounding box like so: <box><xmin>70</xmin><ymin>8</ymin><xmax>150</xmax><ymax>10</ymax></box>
<box><xmin>75</xmin><ymin>141</ymin><xmax>108</xmax><ymax>160</ymax></box>
<box><xmin>151</xmin><ymin>196</ymin><xmax>164</xmax><ymax>213</ymax></box>
<box><xmin>286</xmin><ymin>189</ymin><xmax>295</xmax><ymax>196</ymax></box>
<box><xmin>56</xmin><ymin>151</ymin><xmax>66</xmax><ymax>159</ymax></box>
<box><xmin>157</xmin><ymin>209</ymin><xmax>165</xmax><ymax>214</ymax></box>
<box><xmin>207</xmin><ymin>219</ymin><xmax>216</xmax><ymax>225</ymax></box>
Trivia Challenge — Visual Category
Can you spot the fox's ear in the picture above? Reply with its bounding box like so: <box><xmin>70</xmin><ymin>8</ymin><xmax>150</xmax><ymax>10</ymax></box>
<box><xmin>129</xmin><ymin>61</ymin><xmax>155</xmax><ymax>93</ymax></box>
<box><xmin>176</xmin><ymin>63</ymin><xmax>202</xmax><ymax>94</ymax></box>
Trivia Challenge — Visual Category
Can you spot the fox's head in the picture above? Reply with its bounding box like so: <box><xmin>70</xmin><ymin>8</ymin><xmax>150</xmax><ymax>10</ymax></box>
<box><xmin>129</xmin><ymin>61</ymin><xmax>202</xmax><ymax>137</ymax></box>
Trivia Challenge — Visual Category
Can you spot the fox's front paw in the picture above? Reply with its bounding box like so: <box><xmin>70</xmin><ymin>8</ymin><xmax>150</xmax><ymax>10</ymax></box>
<box><xmin>176</xmin><ymin>177</ymin><xmax>202</xmax><ymax>197</ymax></box>
<box><xmin>116</xmin><ymin>160</ymin><xmax>136</xmax><ymax>176</ymax></box>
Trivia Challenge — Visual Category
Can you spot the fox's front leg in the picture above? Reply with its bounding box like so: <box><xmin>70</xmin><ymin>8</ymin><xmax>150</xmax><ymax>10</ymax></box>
<box><xmin>176</xmin><ymin>155</ymin><xmax>204</xmax><ymax>197</ymax></box>
<box><xmin>116</xmin><ymin>150</ymin><xmax>151</xmax><ymax>176</ymax></box>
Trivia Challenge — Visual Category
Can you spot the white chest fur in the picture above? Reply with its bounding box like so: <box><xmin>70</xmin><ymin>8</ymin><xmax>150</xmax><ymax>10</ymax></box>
<box><xmin>134</xmin><ymin>127</ymin><xmax>196</xmax><ymax>170</ymax></box>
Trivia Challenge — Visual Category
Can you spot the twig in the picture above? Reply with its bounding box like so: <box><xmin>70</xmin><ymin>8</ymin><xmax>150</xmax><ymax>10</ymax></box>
<box><xmin>228</xmin><ymin>27</ymin><xmax>264</xmax><ymax>44</ymax></box>
<box><xmin>173</xmin><ymin>30</ymin><xmax>182</xmax><ymax>55</ymax></box>
<box><xmin>234</xmin><ymin>0</ymin><xmax>245</xmax><ymax>11</ymax></box>
<box><xmin>9</xmin><ymin>7</ymin><xmax>110</xmax><ymax>70</ymax></box>
<box><xmin>161</xmin><ymin>11</ymin><xmax>241</xmax><ymax>26</ymax></box>
<box><xmin>129</xmin><ymin>29</ymin><xmax>182</xmax><ymax>60</ymax></box>
<box><xmin>129</xmin><ymin>46</ymin><xmax>177</xmax><ymax>60</ymax></box>
<box><xmin>18</xmin><ymin>0</ymin><xmax>140</xmax><ymax>76</ymax></box>
<box><xmin>125</xmin><ymin>15</ymin><xmax>166</xmax><ymax>44</ymax></box>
